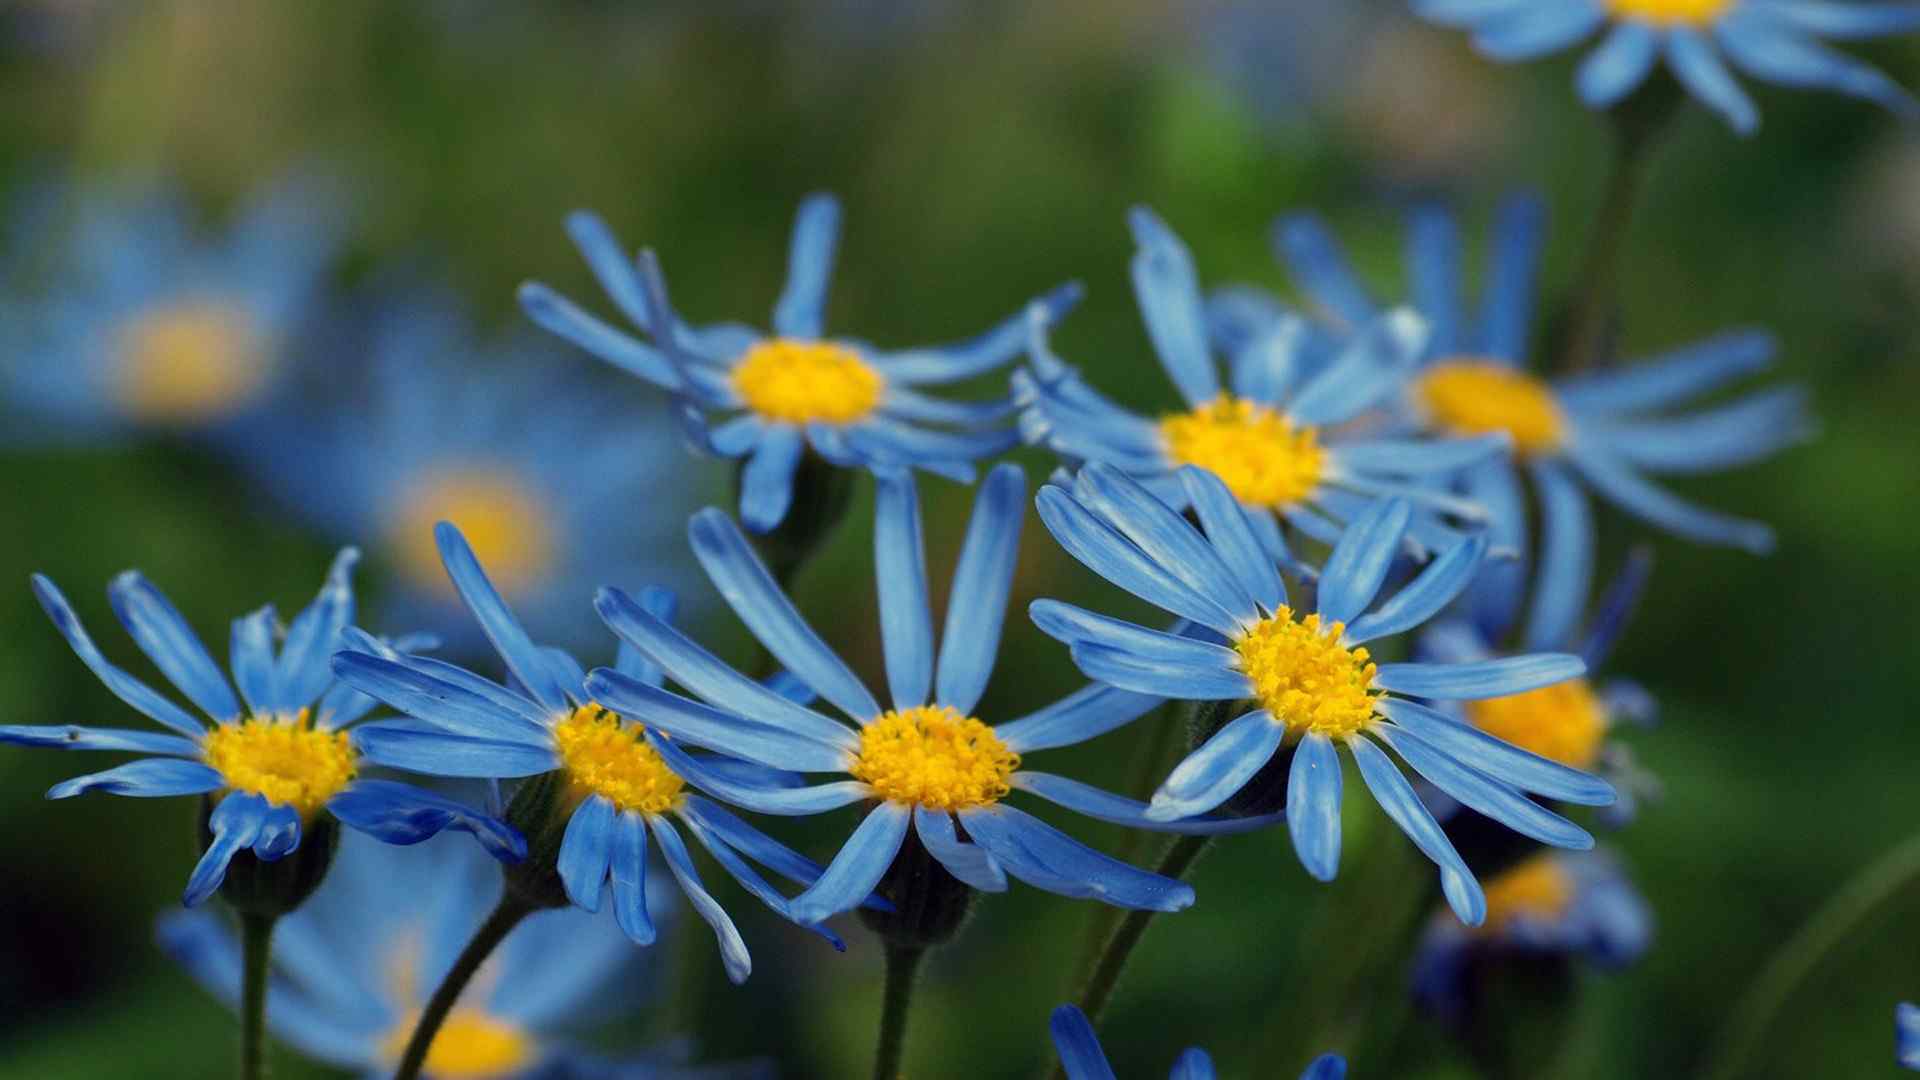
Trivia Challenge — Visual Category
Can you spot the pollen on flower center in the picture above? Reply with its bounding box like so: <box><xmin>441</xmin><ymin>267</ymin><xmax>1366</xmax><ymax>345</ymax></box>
<box><xmin>1235</xmin><ymin>607</ymin><xmax>1380</xmax><ymax>739</ymax></box>
<box><xmin>114</xmin><ymin>300</ymin><xmax>268</xmax><ymax>424</ymax></box>
<box><xmin>731</xmin><ymin>338</ymin><xmax>885</xmax><ymax>425</ymax></box>
<box><xmin>1466</xmin><ymin>677</ymin><xmax>1608</xmax><ymax>770</ymax></box>
<box><xmin>851</xmin><ymin>705</ymin><xmax>1019</xmax><ymax>811</ymax></box>
<box><xmin>1415</xmin><ymin>359</ymin><xmax>1567</xmax><ymax>457</ymax></box>
<box><xmin>389</xmin><ymin>468</ymin><xmax>556</xmax><ymax>597</ymax></box>
<box><xmin>1605</xmin><ymin>0</ymin><xmax>1732</xmax><ymax>26</ymax></box>
<box><xmin>551</xmin><ymin>705</ymin><xmax>685</xmax><ymax>814</ymax></box>
<box><xmin>379</xmin><ymin>1007</ymin><xmax>535</xmax><ymax>1079</ymax></box>
<box><xmin>1479</xmin><ymin>854</ymin><xmax>1576</xmax><ymax>934</ymax></box>
<box><xmin>201</xmin><ymin>710</ymin><xmax>356</xmax><ymax>818</ymax></box>
<box><xmin>1159</xmin><ymin>395</ymin><xmax>1327</xmax><ymax>509</ymax></box>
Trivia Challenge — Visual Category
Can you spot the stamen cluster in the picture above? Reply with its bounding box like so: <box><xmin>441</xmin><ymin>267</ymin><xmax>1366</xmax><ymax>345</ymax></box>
<box><xmin>201</xmin><ymin>709</ymin><xmax>357</xmax><ymax>818</ymax></box>
<box><xmin>1415</xmin><ymin>360</ymin><xmax>1568</xmax><ymax>457</ymax></box>
<box><xmin>1159</xmin><ymin>395</ymin><xmax>1326</xmax><ymax>508</ymax></box>
<box><xmin>732</xmin><ymin>338</ymin><xmax>885</xmax><ymax>425</ymax></box>
<box><xmin>852</xmin><ymin>705</ymin><xmax>1019</xmax><ymax>811</ymax></box>
<box><xmin>1235</xmin><ymin>608</ymin><xmax>1379</xmax><ymax>739</ymax></box>
<box><xmin>552</xmin><ymin>705</ymin><xmax>687</xmax><ymax>814</ymax></box>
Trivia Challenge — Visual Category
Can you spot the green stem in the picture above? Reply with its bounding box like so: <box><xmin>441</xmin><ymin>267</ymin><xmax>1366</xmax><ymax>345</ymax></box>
<box><xmin>1699</xmin><ymin>830</ymin><xmax>1920</xmax><ymax>1080</ymax></box>
<box><xmin>391</xmin><ymin>894</ymin><xmax>534</xmax><ymax>1080</ymax></box>
<box><xmin>237</xmin><ymin>912</ymin><xmax>275</xmax><ymax>1080</ymax></box>
<box><xmin>872</xmin><ymin>944</ymin><xmax>926</xmax><ymax>1080</ymax></box>
<box><xmin>1069</xmin><ymin>706</ymin><xmax>1186</xmax><ymax>978</ymax></box>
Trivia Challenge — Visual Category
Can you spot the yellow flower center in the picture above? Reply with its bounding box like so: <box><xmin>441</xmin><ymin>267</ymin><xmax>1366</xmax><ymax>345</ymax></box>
<box><xmin>1415</xmin><ymin>359</ymin><xmax>1567</xmax><ymax>457</ymax></box>
<box><xmin>1479</xmin><ymin>854</ymin><xmax>1576</xmax><ymax>934</ymax></box>
<box><xmin>551</xmin><ymin>705</ymin><xmax>686</xmax><ymax>814</ymax></box>
<box><xmin>200</xmin><ymin>710</ymin><xmax>357</xmax><ymax>819</ymax></box>
<box><xmin>731</xmin><ymin>338</ymin><xmax>885</xmax><ymax>425</ymax></box>
<box><xmin>1466</xmin><ymin>677</ymin><xmax>1608</xmax><ymax>770</ymax></box>
<box><xmin>1605</xmin><ymin>0</ymin><xmax>1733</xmax><ymax>26</ymax></box>
<box><xmin>1159</xmin><ymin>395</ymin><xmax>1327</xmax><ymax>509</ymax></box>
<box><xmin>851</xmin><ymin>706</ymin><xmax>1019</xmax><ymax>811</ymax></box>
<box><xmin>1235</xmin><ymin>607</ymin><xmax>1380</xmax><ymax>739</ymax></box>
<box><xmin>389</xmin><ymin>469</ymin><xmax>556</xmax><ymax>598</ymax></box>
<box><xmin>379</xmin><ymin>1008</ymin><xmax>535</xmax><ymax>1079</ymax></box>
<box><xmin>113</xmin><ymin>300</ymin><xmax>268</xmax><ymax>424</ymax></box>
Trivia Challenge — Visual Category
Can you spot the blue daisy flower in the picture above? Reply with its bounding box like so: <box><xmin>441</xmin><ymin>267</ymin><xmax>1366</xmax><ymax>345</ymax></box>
<box><xmin>332</xmin><ymin>523</ymin><xmax>847</xmax><ymax>984</ymax></box>
<box><xmin>1411</xmin><ymin>850</ymin><xmax>1652</xmax><ymax>1024</ymax></box>
<box><xmin>1016</xmin><ymin>207</ymin><xmax>1508</xmax><ymax>559</ymax></box>
<box><xmin>1271</xmin><ymin>194</ymin><xmax>1808</xmax><ymax>630</ymax></box>
<box><xmin>235</xmin><ymin>291</ymin><xmax>709</xmax><ymax>647</ymax></box>
<box><xmin>1049</xmin><ymin>1004</ymin><xmax>1346</xmax><ymax>1080</ymax></box>
<box><xmin>0</xmin><ymin>178</ymin><xmax>337</xmax><ymax>445</ymax></box>
<box><xmin>1412</xmin><ymin>0</ymin><xmax>1920</xmax><ymax>135</ymax></box>
<box><xmin>1899</xmin><ymin>1001</ymin><xmax>1920</xmax><ymax>1070</ymax></box>
<box><xmin>158</xmin><ymin>830</ymin><xmax>759</xmax><ymax>1080</ymax></box>
<box><xmin>518</xmin><ymin>192</ymin><xmax>1081</xmax><ymax>533</ymax></box>
<box><xmin>583</xmin><ymin>464</ymin><xmax>1276</xmax><ymax>927</ymax></box>
<box><xmin>0</xmin><ymin>549</ymin><xmax>522</xmax><ymax>908</ymax></box>
<box><xmin>1033</xmin><ymin>464</ymin><xmax>1617</xmax><ymax>925</ymax></box>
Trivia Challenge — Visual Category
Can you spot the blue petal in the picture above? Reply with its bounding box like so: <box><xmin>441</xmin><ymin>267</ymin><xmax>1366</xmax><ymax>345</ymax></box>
<box><xmin>1074</xmin><ymin>465</ymin><xmax>1261</xmax><ymax>628</ymax></box>
<box><xmin>252</xmin><ymin>803</ymin><xmax>302</xmax><ymax>861</ymax></box>
<box><xmin>1272</xmin><ymin>213</ymin><xmax>1377</xmax><ymax>328</ymax></box>
<box><xmin>351</xmin><ymin>722</ymin><xmax>560</xmax><ymax>778</ymax></box>
<box><xmin>738</xmin><ymin>424</ymin><xmax>803</xmax><ymax>533</ymax></box>
<box><xmin>1331</xmin><ymin>433</ymin><xmax>1512</xmax><ymax>476</ymax></box>
<box><xmin>586</xmin><ymin>670</ymin><xmax>852</xmax><ymax>773</ymax></box>
<box><xmin>1666</xmin><ymin>27</ymin><xmax>1761</xmax><ymax>135</ymax></box>
<box><xmin>1552</xmin><ymin>328</ymin><xmax>1773</xmax><ymax>414</ymax></box>
<box><xmin>676</xmin><ymin>807</ymin><xmax>848</xmax><ymax>950</ymax></box>
<box><xmin>435</xmin><ymin>523</ymin><xmax>570</xmax><ymax>711</ymax></box>
<box><xmin>1579</xmin><ymin>22</ymin><xmax>1660</xmax><ymax>106</ymax></box>
<box><xmin>1524</xmin><ymin>459</ymin><xmax>1595</xmax><ymax>653</ymax></box>
<box><xmin>330</xmin><ymin>651</ymin><xmax>552</xmax><ymax>744</ymax></box>
<box><xmin>1376</xmin><ymin>698</ymin><xmax>1615</xmax><ymax>806</ymax></box>
<box><xmin>1128</xmin><ymin>206</ymin><xmax>1220</xmax><ymax>407</ymax></box>
<box><xmin>1565</xmin><ymin>444</ymin><xmax>1774</xmax><ymax>552</ymax></box>
<box><xmin>1069</xmin><ymin>642</ymin><xmax>1254</xmax><ymax>702</ymax></box>
<box><xmin>1287</xmin><ymin>732</ymin><xmax>1344</xmax><ymax>882</ymax></box>
<box><xmin>960</xmin><ymin>804</ymin><xmax>1195</xmax><ymax>911</ymax></box>
<box><xmin>325</xmin><ymin>779</ymin><xmax>526</xmax><ymax>861</ymax></box>
<box><xmin>1717</xmin><ymin>12</ymin><xmax>1918</xmax><ymax>117</ymax></box>
<box><xmin>773</xmin><ymin>193</ymin><xmax>841</xmax><ymax>339</ymax></box>
<box><xmin>875</xmin><ymin>469</ymin><xmax>934</xmax><ymax>709</ymax></box>
<box><xmin>1375</xmin><ymin>654</ymin><xmax>1586</xmax><ymax>700</ymax></box>
<box><xmin>0</xmin><ymin>724</ymin><xmax>200</xmax><ymax>757</ymax></box>
<box><xmin>48</xmin><ymin>757</ymin><xmax>223</xmax><ymax>800</ymax></box>
<box><xmin>647</xmin><ymin>733</ymin><xmax>869</xmax><ymax>816</ymax></box>
<box><xmin>517</xmin><ymin>281</ymin><xmax>683</xmax><ymax>390</ymax></box>
<box><xmin>1406</xmin><ymin>203</ymin><xmax>1461</xmax><ymax>355</ymax></box>
<box><xmin>1317</xmin><ymin>498</ymin><xmax>1413</xmax><ymax>626</ymax></box>
<box><xmin>1344</xmin><ymin>534</ymin><xmax>1488</xmax><ymax>646</ymax></box>
<box><xmin>1371</xmin><ymin>726</ymin><xmax>1593</xmax><ymax>849</ymax></box>
<box><xmin>1031</xmin><ymin>601</ymin><xmax>1244</xmax><ymax>672</ymax></box>
<box><xmin>936</xmin><ymin>463</ymin><xmax>1026</xmax><ymax>714</ymax></box>
<box><xmin>1473</xmin><ymin>4</ymin><xmax>1603</xmax><ymax>61</ymax></box>
<box><xmin>1479</xmin><ymin>194</ymin><xmax>1546</xmax><ymax>362</ymax></box>
<box><xmin>1287</xmin><ymin>310</ymin><xmax>1428</xmax><ymax>426</ymax></box>
<box><xmin>790</xmin><ymin>801</ymin><xmax>911</xmax><ymax>924</ymax></box>
<box><xmin>337</xmin><ymin>631</ymin><xmax>552</xmax><ymax>730</ymax></box>
<box><xmin>1179</xmin><ymin>467</ymin><xmax>1285</xmax><ymax>612</ymax></box>
<box><xmin>1014</xmin><ymin>772</ymin><xmax>1284</xmax><ymax>836</ymax></box>
<box><xmin>609</xmin><ymin>810</ymin><xmax>656</xmax><ymax>945</ymax></box>
<box><xmin>1299</xmin><ymin>1054</ymin><xmax>1348</xmax><ymax>1080</ymax></box>
<box><xmin>648</xmin><ymin>815</ymin><xmax>752</xmax><ymax>984</ymax></box>
<box><xmin>185</xmin><ymin>792</ymin><xmax>269</xmax><ymax>907</ymax></box>
<box><xmin>680</xmin><ymin>795</ymin><xmax>846</xmax><ymax>893</ymax></box>
<box><xmin>994</xmin><ymin>682</ymin><xmax>1165</xmax><ymax>754</ymax></box>
<box><xmin>106</xmin><ymin>571</ymin><xmax>240</xmax><ymax>722</ymax></box>
<box><xmin>1580</xmin><ymin>547</ymin><xmax>1654</xmax><ymax>668</ymax></box>
<box><xmin>913</xmin><ymin>806</ymin><xmax>1007</xmax><ymax>892</ymax></box>
<box><xmin>1146</xmin><ymin>709</ymin><xmax>1285</xmax><ymax>821</ymax></box>
<box><xmin>1049</xmin><ymin>1005</ymin><xmax>1119</xmax><ymax>1080</ymax></box>
<box><xmin>1171</xmin><ymin>1048</ymin><xmax>1217</xmax><ymax>1080</ymax></box>
<box><xmin>229</xmin><ymin>607</ymin><xmax>280</xmax><ymax>718</ymax></box>
<box><xmin>1034</xmin><ymin>486</ymin><xmax>1243</xmax><ymax>636</ymax></box>
<box><xmin>1764</xmin><ymin>2</ymin><xmax>1920</xmax><ymax>38</ymax></box>
<box><xmin>1347</xmin><ymin>735</ymin><xmax>1486</xmax><ymax>926</ymax></box>
<box><xmin>1897</xmin><ymin>1000</ymin><xmax>1920</xmax><ymax>1068</ymax></box>
<box><xmin>1461</xmin><ymin>458</ymin><xmax>1529</xmax><ymax>638</ymax></box>
<box><xmin>1226</xmin><ymin>312</ymin><xmax>1307</xmax><ymax>404</ymax></box>
<box><xmin>688</xmin><ymin>508</ymin><xmax>882</xmax><ymax>722</ymax></box>
<box><xmin>1580</xmin><ymin>386</ymin><xmax>1811</xmax><ymax>475</ymax></box>
<box><xmin>276</xmin><ymin>549</ymin><xmax>359</xmax><ymax>711</ymax></box>
<box><xmin>871</xmin><ymin>280</ymin><xmax>1083</xmax><ymax>385</ymax></box>
<box><xmin>564</xmin><ymin>210</ymin><xmax>653</xmax><ymax>328</ymax></box>
<box><xmin>558</xmin><ymin>795</ymin><xmax>617</xmax><ymax>911</ymax></box>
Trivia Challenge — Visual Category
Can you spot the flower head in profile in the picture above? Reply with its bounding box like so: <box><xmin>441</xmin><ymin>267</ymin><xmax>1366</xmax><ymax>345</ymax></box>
<box><xmin>0</xmin><ymin>177</ymin><xmax>337</xmax><ymax>445</ymax></box>
<box><xmin>1035</xmin><ymin>465</ymin><xmax>1616</xmax><ymax>925</ymax></box>
<box><xmin>1272</xmin><ymin>195</ymin><xmax>1808</xmax><ymax>632</ymax></box>
<box><xmin>586</xmin><ymin>464</ymin><xmax>1272</xmax><ymax>927</ymax></box>
<box><xmin>1049</xmin><ymin>1004</ymin><xmax>1346</xmax><ymax>1080</ymax></box>
<box><xmin>159</xmin><ymin>831</ymin><xmax>757</xmax><ymax>1080</ymax></box>
<box><xmin>1</xmin><ymin>549</ymin><xmax>520</xmax><ymax>908</ymax></box>
<box><xmin>1413</xmin><ymin>0</ymin><xmax>1920</xmax><ymax>135</ymax></box>
<box><xmin>333</xmin><ymin>524</ymin><xmax>845</xmax><ymax>983</ymax></box>
<box><xmin>238</xmin><ymin>290</ymin><xmax>708</xmax><ymax>647</ymax></box>
<box><xmin>1018</xmin><ymin>208</ymin><xmax>1503</xmax><ymax>559</ymax></box>
<box><xmin>519</xmin><ymin>192</ymin><xmax>1080</xmax><ymax>533</ymax></box>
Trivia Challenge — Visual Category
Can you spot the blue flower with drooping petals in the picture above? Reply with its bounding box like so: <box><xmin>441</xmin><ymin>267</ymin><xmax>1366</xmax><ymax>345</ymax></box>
<box><xmin>332</xmin><ymin>523</ymin><xmax>845</xmax><ymax>984</ymax></box>
<box><xmin>1049</xmin><ymin>1004</ymin><xmax>1346</xmax><ymax>1080</ymax></box>
<box><xmin>584</xmin><ymin>464</ymin><xmax>1275</xmax><ymax>927</ymax></box>
<box><xmin>1017</xmin><ymin>207</ymin><xmax>1504</xmax><ymax>559</ymax></box>
<box><xmin>519</xmin><ymin>192</ymin><xmax>1081</xmax><ymax>532</ymax></box>
<box><xmin>1034</xmin><ymin>464</ymin><xmax>1617</xmax><ymax>925</ymax></box>
<box><xmin>1269</xmin><ymin>194</ymin><xmax>1809</xmax><ymax>633</ymax></box>
<box><xmin>0</xmin><ymin>549</ymin><xmax>521</xmax><ymax>908</ymax></box>
<box><xmin>159</xmin><ymin>830</ymin><xmax>762</xmax><ymax>1080</ymax></box>
<box><xmin>1413</xmin><ymin>0</ymin><xmax>1920</xmax><ymax>135</ymax></box>
<box><xmin>0</xmin><ymin>178</ymin><xmax>338</xmax><ymax>446</ymax></box>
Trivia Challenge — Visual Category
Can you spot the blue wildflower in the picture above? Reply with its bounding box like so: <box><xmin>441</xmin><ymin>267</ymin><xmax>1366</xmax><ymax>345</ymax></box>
<box><xmin>158</xmin><ymin>830</ymin><xmax>756</xmax><ymax>1079</ymax></box>
<box><xmin>0</xmin><ymin>549</ymin><xmax>521</xmax><ymax>908</ymax></box>
<box><xmin>584</xmin><ymin>464</ymin><xmax>1274</xmax><ymax>927</ymax></box>
<box><xmin>518</xmin><ymin>192</ymin><xmax>1081</xmax><ymax>532</ymax></box>
<box><xmin>1412</xmin><ymin>0</ymin><xmax>1920</xmax><ymax>135</ymax></box>
<box><xmin>1049</xmin><ymin>1004</ymin><xmax>1346</xmax><ymax>1080</ymax></box>
<box><xmin>1017</xmin><ymin>208</ymin><xmax>1506</xmax><ymax>560</ymax></box>
<box><xmin>1900</xmin><ymin>1001</ymin><xmax>1920</xmax><ymax>1070</ymax></box>
<box><xmin>332</xmin><ymin>524</ymin><xmax>846</xmax><ymax>983</ymax></box>
<box><xmin>0</xmin><ymin>178</ymin><xmax>337</xmax><ymax>445</ymax></box>
<box><xmin>1033</xmin><ymin>465</ymin><xmax>1617</xmax><ymax>925</ymax></box>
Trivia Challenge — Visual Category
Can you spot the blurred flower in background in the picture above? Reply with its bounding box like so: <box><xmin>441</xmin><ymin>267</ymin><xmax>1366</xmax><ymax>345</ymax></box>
<box><xmin>1899</xmin><ymin>1001</ymin><xmax>1920</xmax><ymax>1070</ymax></box>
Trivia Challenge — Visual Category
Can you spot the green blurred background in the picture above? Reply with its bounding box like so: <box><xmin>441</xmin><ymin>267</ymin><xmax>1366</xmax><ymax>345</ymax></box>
<box><xmin>2</xmin><ymin>2</ymin><xmax>1918</xmax><ymax>1077</ymax></box>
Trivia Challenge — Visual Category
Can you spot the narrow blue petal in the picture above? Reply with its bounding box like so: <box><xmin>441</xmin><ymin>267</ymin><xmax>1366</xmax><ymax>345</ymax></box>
<box><xmin>564</xmin><ymin>210</ymin><xmax>653</xmax><ymax>328</ymax></box>
<box><xmin>1171</xmin><ymin>1048</ymin><xmax>1217</xmax><ymax>1080</ymax></box>
<box><xmin>961</xmin><ymin>804</ymin><xmax>1195</xmax><ymax>911</ymax></box>
<box><xmin>330</xmin><ymin>651</ymin><xmax>552</xmax><ymax>744</ymax></box>
<box><xmin>1287</xmin><ymin>310</ymin><xmax>1428</xmax><ymax>426</ymax></box>
<box><xmin>1524</xmin><ymin>459</ymin><xmax>1595</xmax><ymax>653</ymax></box>
<box><xmin>1553</xmin><ymin>328</ymin><xmax>1773</xmax><ymax>414</ymax></box>
<box><xmin>586</xmin><ymin>670</ymin><xmax>851</xmax><ymax>773</ymax></box>
<box><xmin>1128</xmin><ymin>206</ymin><xmax>1221</xmax><ymax>407</ymax></box>
<box><xmin>1581</xmin><ymin>386</ymin><xmax>1811</xmax><ymax>475</ymax></box>
<box><xmin>1014</xmin><ymin>772</ymin><xmax>1284</xmax><ymax>836</ymax></box>
<box><xmin>1272</xmin><ymin>213</ymin><xmax>1378</xmax><ymax>328</ymax></box>
<box><xmin>275</xmin><ymin>549</ymin><xmax>359</xmax><ymax>711</ymax></box>
<box><xmin>608</xmin><ymin>811</ymin><xmax>656</xmax><ymax>945</ymax></box>
<box><xmin>680</xmin><ymin>795</ymin><xmax>844</xmax><ymax>892</ymax></box>
<box><xmin>48</xmin><ymin>757</ymin><xmax>223</xmax><ymax>800</ymax></box>
<box><xmin>517</xmin><ymin>281</ymin><xmax>683</xmax><ymax>390</ymax></box>
<box><xmin>936</xmin><ymin>463</ymin><xmax>1026</xmax><ymax>714</ymax></box>
<box><xmin>773</xmin><ymin>193</ymin><xmax>841</xmax><ymax>339</ymax></box>
<box><xmin>914</xmin><ymin>807</ymin><xmax>1007</xmax><ymax>892</ymax></box>
<box><xmin>790</xmin><ymin>802</ymin><xmax>910</xmax><ymax>924</ymax></box>
<box><xmin>648</xmin><ymin>815</ymin><xmax>752</xmax><ymax>984</ymax></box>
<box><xmin>1069</xmin><ymin>642</ymin><xmax>1254</xmax><ymax>702</ymax></box>
<box><xmin>1897</xmin><ymin>1000</ymin><xmax>1920</xmax><ymax>1068</ymax></box>
<box><xmin>338</xmin><ymin>632</ymin><xmax>552</xmax><ymax>730</ymax></box>
<box><xmin>1376</xmin><ymin>698</ymin><xmax>1615</xmax><ymax>805</ymax></box>
<box><xmin>1179</xmin><ymin>467</ymin><xmax>1285</xmax><ymax>612</ymax></box>
<box><xmin>1666</xmin><ymin>28</ymin><xmax>1761</xmax><ymax>135</ymax></box>
<box><xmin>1031</xmin><ymin>601</ymin><xmax>1243</xmax><ymax>671</ymax></box>
<box><xmin>435</xmin><ymin>523</ymin><xmax>570</xmax><ymax>711</ymax></box>
<box><xmin>1372</xmin><ymin>726</ymin><xmax>1593</xmax><ymax>849</ymax></box>
<box><xmin>0</xmin><ymin>724</ymin><xmax>200</xmax><ymax>756</ymax></box>
<box><xmin>1074</xmin><ymin>465</ymin><xmax>1261</xmax><ymax>627</ymax></box>
<box><xmin>1287</xmin><ymin>732</ymin><xmax>1344</xmax><ymax>882</ymax></box>
<box><xmin>1579</xmin><ymin>22</ymin><xmax>1660</xmax><ymax>106</ymax></box>
<box><xmin>1347</xmin><ymin>735</ymin><xmax>1486</xmax><ymax>926</ymax></box>
<box><xmin>1034</xmin><ymin>485</ymin><xmax>1243</xmax><ymax>636</ymax></box>
<box><xmin>880</xmin><ymin>386</ymin><xmax>1018</xmax><ymax>426</ymax></box>
<box><xmin>647</xmin><ymin>733</ymin><xmax>869</xmax><ymax>816</ymax></box>
<box><xmin>1331</xmin><ymin>433</ymin><xmax>1512</xmax><ymax>476</ymax></box>
<box><xmin>1473</xmin><ymin>3</ymin><xmax>1603</xmax><ymax>62</ymax></box>
<box><xmin>558</xmin><ymin>796</ymin><xmax>616</xmax><ymax>912</ymax></box>
<box><xmin>351</xmin><ymin>722</ymin><xmax>560</xmax><ymax>778</ymax></box>
<box><xmin>1480</xmin><ymin>194</ymin><xmax>1546</xmax><ymax>362</ymax></box>
<box><xmin>1147</xmin><ymin>709</ymin><xmax>1285</xmax><ymax>821</ymax></box>
<box><xmin>1226</xmin><ymin>313</ymin><xmax>1307</xmax><ymax>405</ymax></box>
<box><xmin>1344</xmin><ymin>534</ymin><xmax>1488</xmax><ymax>646</ymax></box>
<box><xmin>1461</xmin><ymin>458</ymin><xmax>1529</xmax><ymax>639</ymax></box>
<box><xmin>1318</xmin><ymin>498</ymin><xmax>1413</xmax><ymax>626</ymax></box>
<box><xmin>185</xmin><ymin>792</ymin><xmax>268</xmax><ymax>906</ymax></box>
<box><xmin>994</xmin><ymin>682</ymin><xmax>1165</xmax><ymax>754</ymax></box>
<box><xmin>1407</xmin><ymin>203</ymin><xmax>1462</xmax><ymax>355</ymax></box>
<box><xmin>107</xmin><ymin>572</ymin><xmax>240</xmax><ymax>722</ymax></box>
<box><xmin>1299</xmin><ymin>1054</ymin><xmax>1349</xmax><ymax>1080</ymax></box>
<box><xmin>1050</xmin><ymin>1005</ymin><xmax>1119</xmax><ymax>1080</ymax></box>
<box><xmin>1375</xmin><ymin>655</ymin><xmax>1585</xmax><ymax>700</ymax></box>
<box><xmin>1566</xmin><ymin>444</ymin><xmax>1774</xmax><ymax>553</ymax></box>
<box><xmin>252</xmin><ymin>803</ymin><xmax>302</xmax><ymax>861</ymax></box>
<box><xmin>325</xmin><ymin>779</ymin><xmax>525</xmax><ymax>860</ymax></box>
<box><xmin>1580</xmin><ymin>547</ymin><xmax>1654</xmax><ymax>668</ymax></box>
<box><xmin>230</xmin><ymin>607</ymin><xmax>280</xmax><ymax>717</ymax></box>
<box><xmin>1718</xmin><ymin>13</ymin><xmax>1918</xmax><ymax>116</ymax></box>
<box><xmin>677</xmin><ymin>808</ymin><xmax>848</xmax><ymax>950</ymax></box>
<box><xmin>1765</xmin><ymin>2</ymin><xmax>1920</xmax><ymax>38</ymax></box>
<box><xmin>738</xmin><ymin>425</ymin><xmax>804</xmax><ymax>533</ymax></box>
<box><xmin>875</xmin><ymin>469</ymin><xmax>935</xmax><ymax>710</ymax></box>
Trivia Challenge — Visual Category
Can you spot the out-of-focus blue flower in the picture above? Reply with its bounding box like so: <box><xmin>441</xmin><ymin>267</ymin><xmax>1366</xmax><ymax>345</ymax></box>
<box><xmin>159</xmin><ymin>830</ymin><xmax>754</xmax><ymax>1080</ymax></box>
<box><xmin>1412</xmin><ymin>851</ymin><xmax>1651</xmax><ymax>1023</ymax></box>
<box><xmin>1034</xmin><ymin>467</ymin><xmax>1616</xmax><ymax>925</ymax></box>
<box><xmin>518</xmin><ymin>192</ymin><xmax>1081</xmax><ymax>533</ymax></box>
<box><xmin>1048</xmin><ymin>1004</ymin><xmax>1346</xmax><ymax>1080</ymax></box>
<box><xmin>0</xmin><ymin>179</ymin><xmax>337</xmax><ymax>445</ymax></box>
<box><xmin>0</xmin><ymin>550</ymin><xmax>521</xmax><ymax>908</ymax></box>
<box><xmin>1271</xmin><ymin>194</ymin><xmax>1809</xmax><ymax>630</ymax></box>
<box><xmin>1899</xmin><ymin>1002</ymin><xmax>1920</xmax><ymax>1070</ymax></box>
<box><xmin>332</xmin><ymin>524</ymin><xmax>844</xmax><ymax>984</ymax></box>
<box><xmin>236</xmin><ymin>292</ymin><xmax>708</xmax><ymax>648</ymax></box>
<box><xmin>1018</xmin><ymin>207</ymin><xmax>1504</xmax><ymax>559</ymax></box>
<box><xmin>585</xmin><ymin>464</ymin><xmax>1273</xmax><ymax>927</ymax></box>
<box><xmin>1412</xmin><ymin>0</ymin><xmax>1920</xmax><ymax>135</ymax></box>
